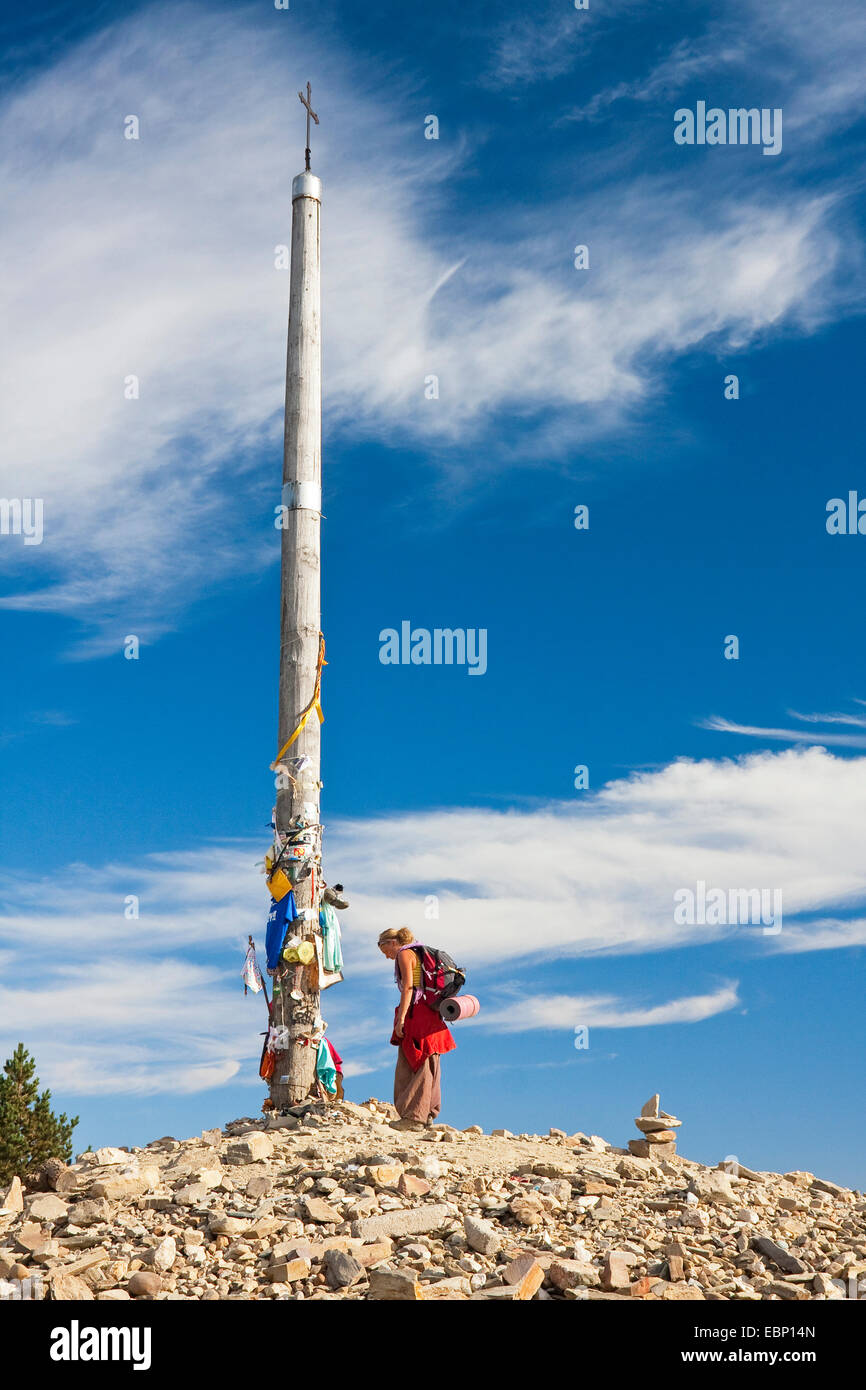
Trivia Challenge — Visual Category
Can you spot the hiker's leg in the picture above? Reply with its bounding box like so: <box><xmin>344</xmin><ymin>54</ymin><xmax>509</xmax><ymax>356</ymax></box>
<box><xmin>393</xmin><ymin>1050</ymin><xmax>416</xmax><ymax>1117</ymax></box>
<box><xmin>428</xmin><ymin>1056</ymin><xmax>442</xmax><ymax>1121</ymax></box>
<box><xmin>394</xmin><ymin>1050</ymin><xmax>430</xmax><ymax>1121</ymax></box>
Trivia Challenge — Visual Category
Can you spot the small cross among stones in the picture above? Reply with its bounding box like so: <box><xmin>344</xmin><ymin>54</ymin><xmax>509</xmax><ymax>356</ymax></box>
<box><xmin>298</xmin><ymin>81</ymin><xmax>319</xmax><ymax>172</ymax></box>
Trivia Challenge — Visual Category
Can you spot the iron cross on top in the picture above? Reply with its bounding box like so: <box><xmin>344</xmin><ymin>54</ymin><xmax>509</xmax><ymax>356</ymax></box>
<box><xmin>298</xmin><ymin>82</ymin><xmax>319</xmax><ymax>171</ymax></box>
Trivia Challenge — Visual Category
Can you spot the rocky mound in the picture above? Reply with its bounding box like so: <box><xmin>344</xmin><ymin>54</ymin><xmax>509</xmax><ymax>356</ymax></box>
<box><xmin>1</xmin><ymin>1097</ymin><xmax>863</xmax><ymax>1301</ymax></box>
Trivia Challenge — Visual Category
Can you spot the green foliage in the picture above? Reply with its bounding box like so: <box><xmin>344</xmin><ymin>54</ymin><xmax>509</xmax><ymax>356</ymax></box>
<box><xmin>0</xmin><ymin>1044</ymin><xmax>78</xmax><ymax>1185</ymax></box>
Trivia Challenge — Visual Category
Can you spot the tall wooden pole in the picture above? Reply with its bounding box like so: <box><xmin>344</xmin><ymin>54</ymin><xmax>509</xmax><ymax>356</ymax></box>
<box><xmin>269</xmin><ymin>99</ymin><xmax>323</xmax><ymax>1108</ymax></box>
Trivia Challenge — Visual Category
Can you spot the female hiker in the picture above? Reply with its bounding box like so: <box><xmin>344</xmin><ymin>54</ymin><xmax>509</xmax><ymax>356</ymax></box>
<box><xmin>378</xmin><ymin>927</ymin><xmax>456</xmax><ymax>1131</ymax></box>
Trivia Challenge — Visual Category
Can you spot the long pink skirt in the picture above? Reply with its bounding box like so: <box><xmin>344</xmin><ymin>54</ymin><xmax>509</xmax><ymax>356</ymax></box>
<box><xmin>394</xmin><ymin>1051</ymin><xmax>441</xmax><ymax>1122</ymax></box>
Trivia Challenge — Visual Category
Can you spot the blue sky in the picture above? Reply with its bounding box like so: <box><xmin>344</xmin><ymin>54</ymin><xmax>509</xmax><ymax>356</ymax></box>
<box><xmin>1</xmin><ymin>0</ymin><xmax>865</xmax><ymax>1186</ymax></box>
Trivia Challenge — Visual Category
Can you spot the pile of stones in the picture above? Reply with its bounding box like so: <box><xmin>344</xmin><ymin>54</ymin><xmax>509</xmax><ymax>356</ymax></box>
<box><xmin>0</xmin><ymin>1094</ymin><xmax>863</xmax><ymax>1302</ymax></box>
<box><xmin>629</xmin><ymin>1094</ymin><xmax>681</xmax><ymax>1162</ymax></box>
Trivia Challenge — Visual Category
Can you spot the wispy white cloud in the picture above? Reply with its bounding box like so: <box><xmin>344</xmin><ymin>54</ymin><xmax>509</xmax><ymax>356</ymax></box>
<box><xmin>767</xmin><ymin>917</ymin><xmax>866</xmax><ymax>954</ymax></box>
<box><xmin>483</xmin><ymin>7</ymin><xmax>593</xmax><ymax>88</ymax></box>
<box><xmin>787</xmin><ymin>709</ymin><xmax>866</xmax><ymax>728</ymax></box>
<box><xmin>483</xmin><ymin>0</ymin><xmax>661</xmax><ymax>90</ymax></box>
<box><xmin>47</xmin><ymin>1052</ymin><xmax>243</xmax><ymax>1099</ymax></box>
<box><xmin>333</xmin><ymin>748</ymin><xmax>866</xmax><ymax>972</ymax></box>
<box><xmin>562</xmin><ymin>0</ymin><xmax>866</xmax><ymax>143</ymax></box>
<box><xmin>0</xmin><ymin>4</ymin><xmax>861</xmax><ymax>646</ymax></box>
<box><xmin>2</xmin><ymin>747</ymin><xmax>865</xmax><ymax>1095</ymax></box>
<box><xmin>702</xmin><ymin>710</ymin><xmax>866</xmax><ymax>748</ymax></box>
<box><xmin>478</xmin><ymin>983</ymin><xmax>740</xmax><ymax>1033</ymax></box>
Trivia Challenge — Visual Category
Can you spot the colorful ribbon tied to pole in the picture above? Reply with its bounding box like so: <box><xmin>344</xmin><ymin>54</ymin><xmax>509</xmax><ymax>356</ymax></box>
<box><xmin>242</xmin><ymin>943</ymin><xmax>263</xmax><ymax>995</ymax></box>
<box><xmin>270</xmin><ymin>633</ymin><xmax>326</xmax><ymax>769</ymax></box>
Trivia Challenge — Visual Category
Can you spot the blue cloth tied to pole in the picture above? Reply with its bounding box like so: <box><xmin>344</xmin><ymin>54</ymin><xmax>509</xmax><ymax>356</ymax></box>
<box><xmin>265</xmin><ymin>892</ymin><xmax>297</xmax><ymax>971</ymax></box>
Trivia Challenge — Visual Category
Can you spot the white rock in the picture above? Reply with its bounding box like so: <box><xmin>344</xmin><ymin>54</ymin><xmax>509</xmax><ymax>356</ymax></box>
<box><xmin>88</xmin><ymin>1165</ymin><xmax>160</xmax><ymax>1201</ymax></box>
<box><xmin>401</xmin><ymin>1244</ymin><xmax>431</xmax><ymax>1260</ymax></box>
<box><xmin>690</xmin><ymin>1171</ymin><xmax>739</xmax><ymax>1208</ymax></box>
<box><xmin>0</xmin><ymin>1176</ymin><xmax>24</xmax><ymax>1214</ymax></box>
<box><xmin>94</xmin><ymin>1147</ymin><xmax>130</xmax><ymax>1167</ymax></box>
<box><xmin>173</xmin><ymin>1184</ymin><xmax>212</xmax><ymax>1207</ymax></box>
<box><xmin>479</xmin><ymin>1196</ymin><xmax>506</xmax><ymax>1212</ymax></box>
<box><xmin>151</xmin><ymin>1236</ymin><xmax>177</xmax><ymax>1273</ymax></box>
<box><xmin>225</xmin><ymin>1133</ymin><xmax>273</xmax><ymax>1165</ymax></box>
<box><xmin>27</xmin><ymin>1194</ymin><xmax>68</xmax><ymax>1222</ymax></box>
<box><xmin>208</xmin><ymin>1215</ymin><xmax>249</xmax><ymax>1237</ymax></box>
<box><xmin>681</xmin><ymin>1210</ymin><xmax>709</xmax><ymax>1231</ymax></box>
<box><xmin>67</xmin><ymin>1198</ymin><xmax>111</xmax><ymax>1227</ymax></box>
<box><xmin>186</xmin><ymin>1169</ymin><xmax>222</xmax><ymax>1190</ymax></box>
<box><xmin>463</xmin><ymin>1214</ymin><xmax>501</xmax><ymax>1256</ymax></box>
<box><xmin>635</xmin><ymin>1116</ymin><xmax>682</xmax><ymax>1132</ymax></box>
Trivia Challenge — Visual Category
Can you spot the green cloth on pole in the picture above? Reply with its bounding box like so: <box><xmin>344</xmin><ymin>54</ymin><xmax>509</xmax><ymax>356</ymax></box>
<box><xmin>319</xmin><ymin>903</ymin><xmax>343</xmax><ymax>972</ymax></box>
<box><xmin>315</xmin><ymin>1038</ymin><xmax>337</xmax><ymax>1094</ymax></box>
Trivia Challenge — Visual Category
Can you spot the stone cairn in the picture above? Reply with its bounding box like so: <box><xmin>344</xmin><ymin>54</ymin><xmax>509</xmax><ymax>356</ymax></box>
<box><xmin>628</xmin><ymin>1093</ymin><xmax>681</xmax><ymax>1162</ymax></box>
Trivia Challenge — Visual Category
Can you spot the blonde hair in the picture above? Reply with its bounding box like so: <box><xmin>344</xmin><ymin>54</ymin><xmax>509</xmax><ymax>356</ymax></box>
<box><xmin>378</xmin><ymin>926</ymin><xmax>415</xmax><ymax>946</ymax></box>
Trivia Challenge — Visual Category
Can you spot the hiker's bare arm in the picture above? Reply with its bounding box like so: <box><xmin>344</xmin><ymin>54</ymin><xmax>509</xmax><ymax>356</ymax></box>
<box><xmin>395</xmin><ymin>951</ymin><xmax>414</xmax><ymax>1036</ymax></box>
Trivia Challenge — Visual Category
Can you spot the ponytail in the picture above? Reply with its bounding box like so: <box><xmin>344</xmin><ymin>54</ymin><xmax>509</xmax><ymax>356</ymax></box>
<box><xmin>378</xmin><ymin>926</ymin><xmax>415</xmax><ymax>947</ymax></box>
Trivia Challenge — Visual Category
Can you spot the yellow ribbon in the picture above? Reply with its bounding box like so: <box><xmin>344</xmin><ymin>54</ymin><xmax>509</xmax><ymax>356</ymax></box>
<box><xmin>270</xmin><ymin>633</ymin><xmax>326</xmax><ymax>769</ymax></box>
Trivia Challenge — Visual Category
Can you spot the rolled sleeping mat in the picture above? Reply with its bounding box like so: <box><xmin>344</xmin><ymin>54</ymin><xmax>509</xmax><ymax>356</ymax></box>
<box><xmin>439</xmin><ymin>994</ymin><xmax>480</xmax><ymax>1022</ymax></box>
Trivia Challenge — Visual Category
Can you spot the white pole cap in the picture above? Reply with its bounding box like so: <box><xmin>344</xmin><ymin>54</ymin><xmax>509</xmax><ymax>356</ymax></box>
<box><xmin>292</xmin><ymin>171</ymin><xmax>322</xmax><ymax>201</ymax></box>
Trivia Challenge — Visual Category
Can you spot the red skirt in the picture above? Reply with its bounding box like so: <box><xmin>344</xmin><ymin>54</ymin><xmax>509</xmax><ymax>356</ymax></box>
<box><xmin>391</xmin><ymin>999</ymin><xmax>456</xmax><ymax>1073</ymax></box>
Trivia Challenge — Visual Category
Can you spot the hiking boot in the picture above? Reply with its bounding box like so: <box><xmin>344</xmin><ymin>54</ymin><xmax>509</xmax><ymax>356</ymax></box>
<box><xmin>388</xmin><ymin>1118</ymin><xmax>425</xmax><ymax>1132</ymax></box>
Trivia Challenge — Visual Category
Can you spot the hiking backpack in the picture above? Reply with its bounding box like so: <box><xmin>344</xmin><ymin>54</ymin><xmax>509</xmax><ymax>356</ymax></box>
<box><xmin>413</xmin><ymin>945</ymin><xmax>466</xmax><ymax>1009</ymax></box>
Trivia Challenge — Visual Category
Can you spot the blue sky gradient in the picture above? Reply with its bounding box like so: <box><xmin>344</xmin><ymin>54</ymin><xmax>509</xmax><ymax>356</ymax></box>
<box><xmin>1</xmin><ymin>0</ymin><xmax>865</xmax><ymax>1186</ymax></box>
